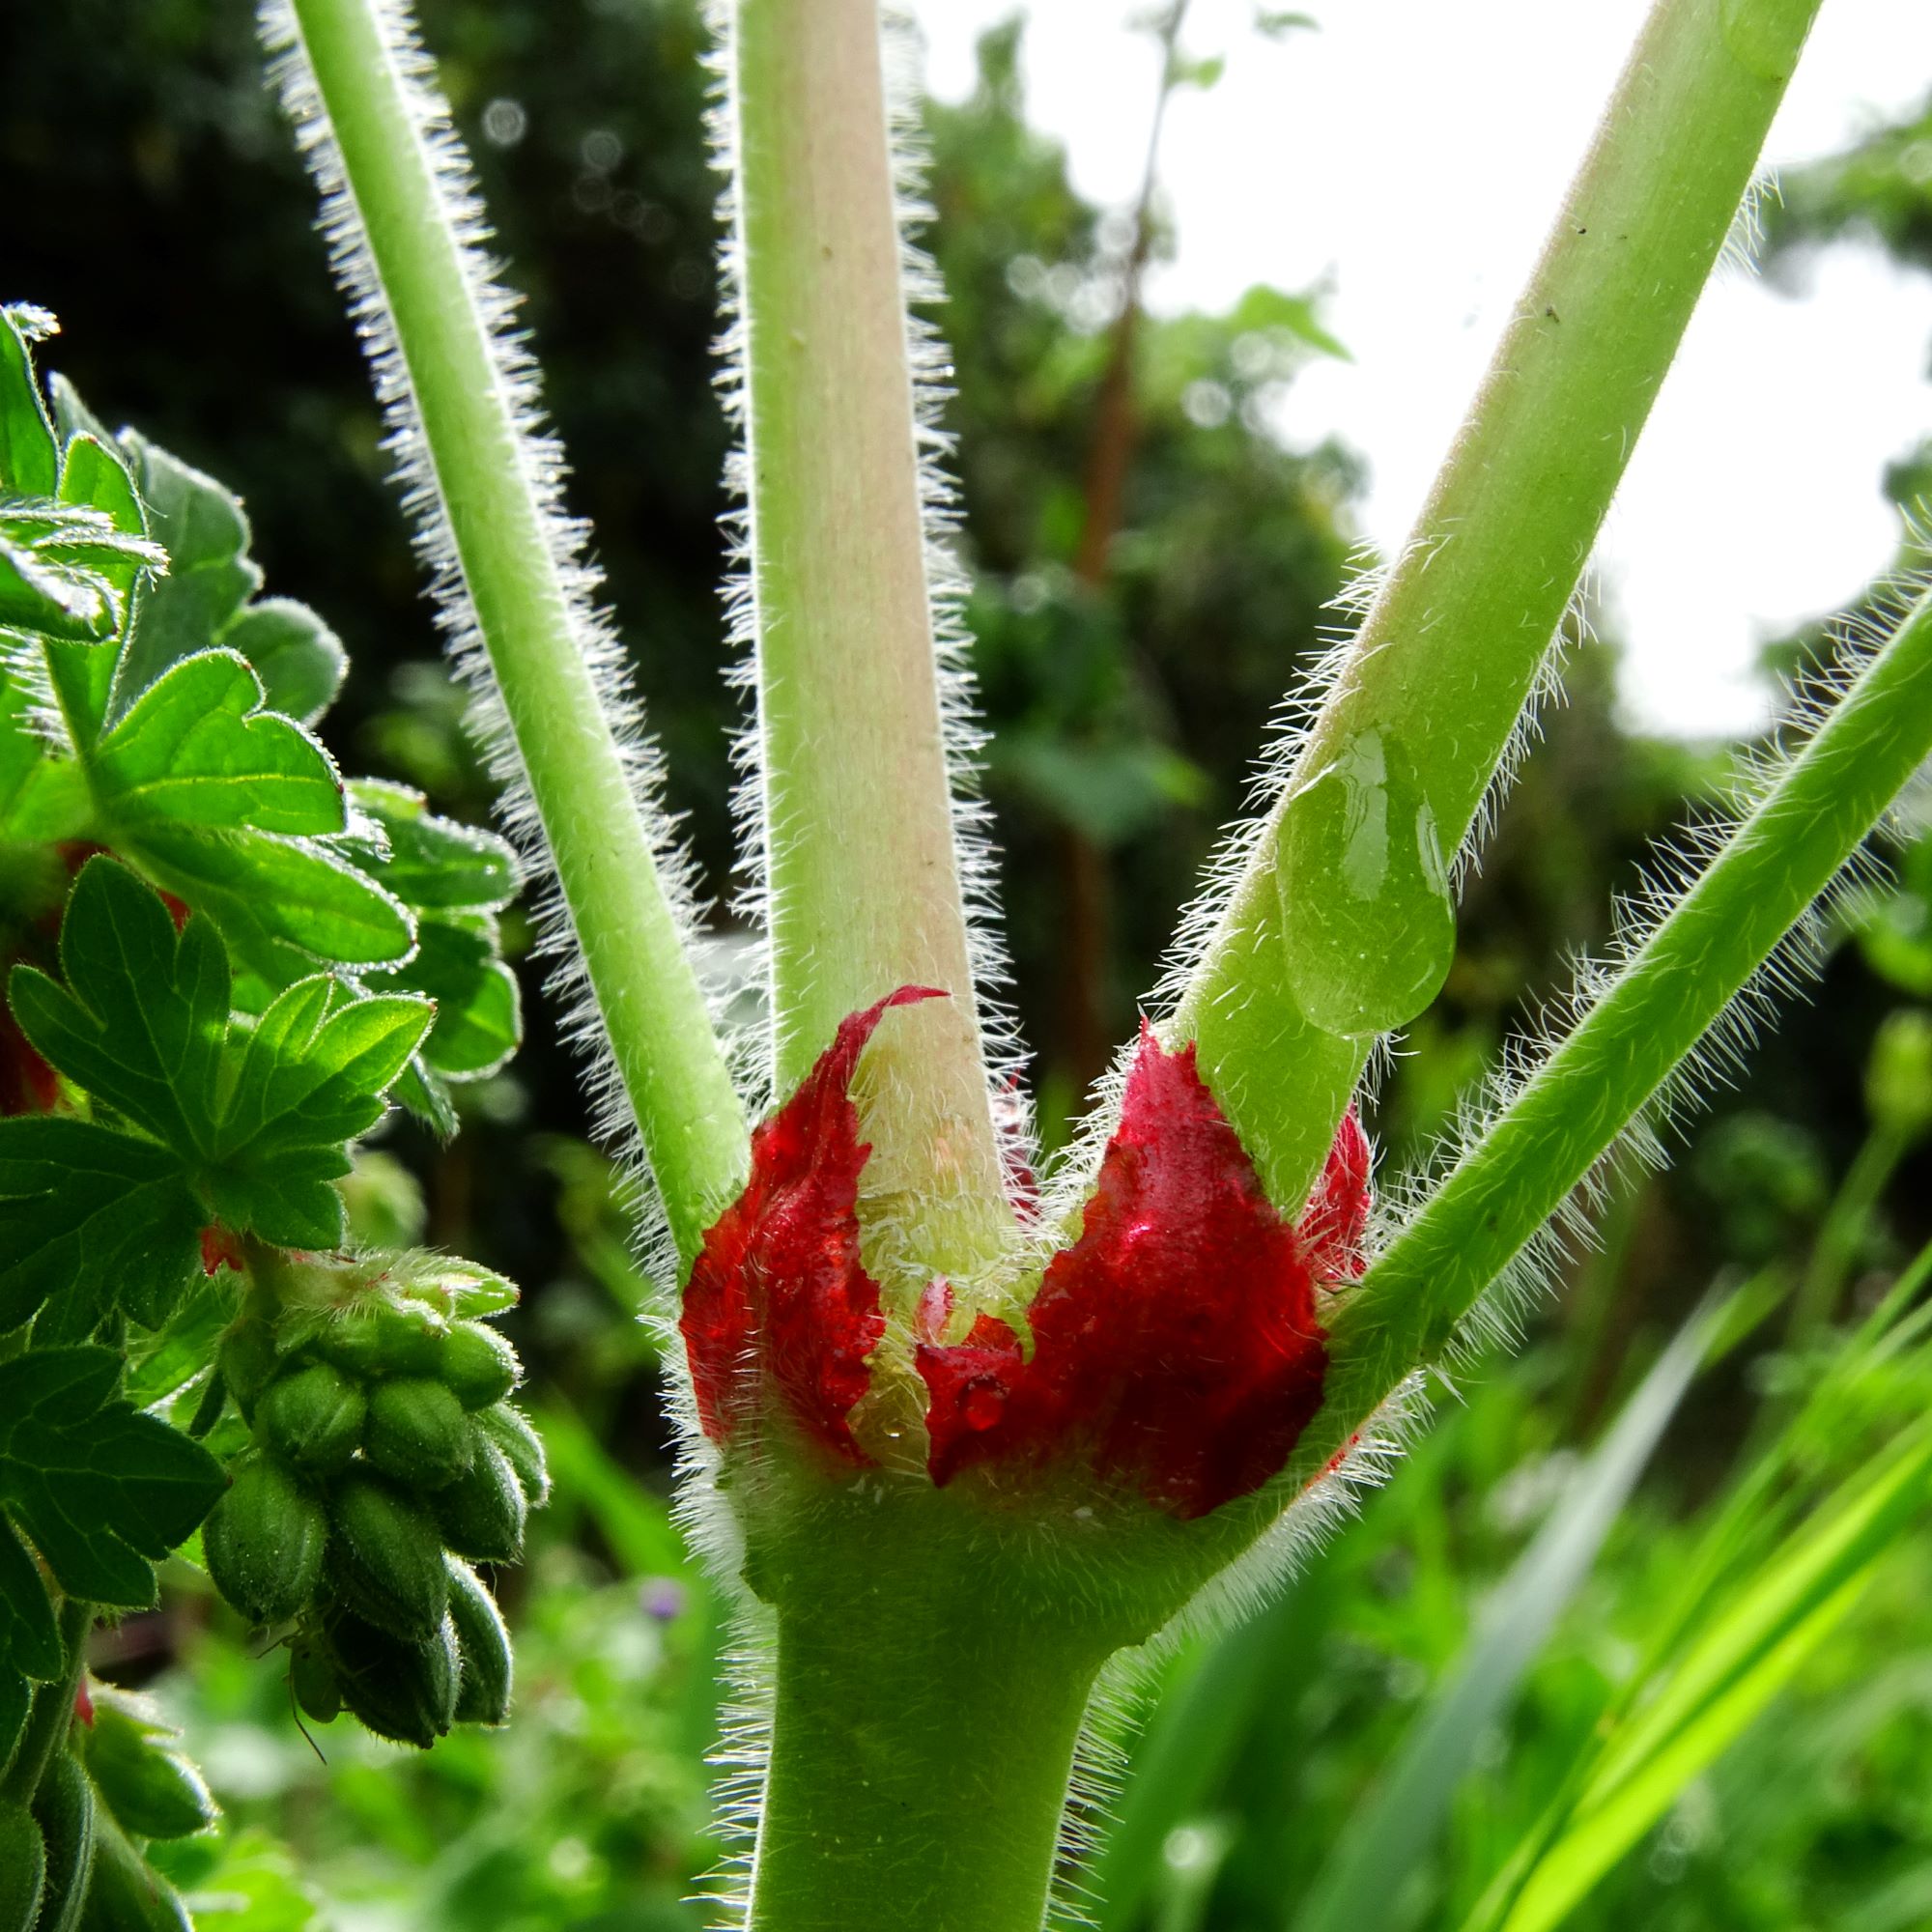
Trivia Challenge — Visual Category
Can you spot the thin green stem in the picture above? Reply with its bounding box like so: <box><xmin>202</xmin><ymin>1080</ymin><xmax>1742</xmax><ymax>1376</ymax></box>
<box><xmin>281</xmin><ymin>0</ymin><xmax>748</xmax><ymax>1266</ymax></box>
<box><xmin>1</xmin><ymin>1595</ymin><xmax>89</xmax><ymax>1805</ymax></box>
<box><xmin>727</xmin><ymin>0</ymin><xmax>1012</xmax><ymax>1284</ymax></box>
<box><xmin>1321</xmin><ymin>586</ymin><xmax>1932</xmax><ymax>1473</ymax></box>
<box><xmin>1171</xmin><ymin>0</ymin><xmax>1822</xmax><ymax>1216</ymax></box>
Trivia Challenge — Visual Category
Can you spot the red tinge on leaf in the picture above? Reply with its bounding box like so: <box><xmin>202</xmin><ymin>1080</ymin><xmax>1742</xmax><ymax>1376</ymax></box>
<box><xmin>680</xmin><ymin>988</ymin><xmax>943</xmax><ymax>1463</ymax></box>
<box><xmin>918</xmin><ymin>1028</ymin><xmax>1370</xmax><ymax>1520</ymax></box>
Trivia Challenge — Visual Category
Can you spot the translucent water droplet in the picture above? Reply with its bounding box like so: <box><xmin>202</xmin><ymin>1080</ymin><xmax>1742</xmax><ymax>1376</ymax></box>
<box><xmin>1278</xmin><ymin>725</ymin><xmax>1456</xmax><ymax>1037</ymax></box>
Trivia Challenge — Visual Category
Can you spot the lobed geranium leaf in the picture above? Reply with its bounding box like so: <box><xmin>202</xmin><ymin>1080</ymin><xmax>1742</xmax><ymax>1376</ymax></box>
<box><xmin>0</xmin><ymin>1345</ymin><xmax>225</xmax><ymax>1608</ymax></box>
<box><xmin>0</xmin><ymin>1116</ymin><xmax>203</xmax><ymax>1336</ymax></box>
<box><xmin>10</xmin><ymin>856</ymin><xmax>229</xmax><ymax>1156</ymax></box>
<box><xmin>345</xmin><ymin>780</ymin><xmax>518</xmax><ymax>910</ymax></box>
<box><xmin>0</xmin><ymin>307</ymin><xmax>57</xmax><ymax>499</ymax></box>
<box><xmin>92</xmin><ymin>650</ymin><xmax>345</xmax><ymax>838</ymax></box>
<box><xmin>219</xmin><ymin>596</ymin><xmax>347</xmax><ymax>725</ymax></box>
<box><xmin>7</xmin><ymin>860</ymin><xmax>430</xmax><ymax>1256</ymax></box>
<box><xmin>370</xmin><ymin>912</ymin><xmax>519</xmax><ymax>1078</ymax></box>
<box><xmin>111</xmin><ymin>432</ymin><xmax>260</xmax><ymax>703</ymax></box>
<box><xmin>346</xmin><ymin>780</ymin><xmax>523</xmax><ymax>1109</ymax></box>
<box><xmin>0</xmin><ymin>1515</ymin><xmax>60</xmax><ymax>1684</ymax></box>
<box><xmin>128</xmin><ymin>823</ymin><xmax>413</xmax><ymax>971</ymax></box>
<box><xmin>0</xmin><ymin>675</ymin><xmax>88</xmax><ymax>844</ymax></box>
<box><xmin>0</xmin><ymin>1511</ymin><xmax>57</xmax><ymax>1768</ymax></box>
<box><xmin>206</xmin><ymin>974</ymin><xmax>431</xmax><ymax>1245</ymax></box>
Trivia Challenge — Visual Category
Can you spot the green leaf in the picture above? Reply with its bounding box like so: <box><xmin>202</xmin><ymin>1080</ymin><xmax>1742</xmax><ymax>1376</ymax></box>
<box><xmin>345</xmin><ymin>780</ymin><xmax>518</xmax><ymax>909</ymax></box>
<box><xmin>0</xmin><ymin>675</ymin><xmax>88</xmax><ymax>845</ymax></box>
<box><xmin>1487</xmin><ymin>1417</ymin><xmax>1932</xmax><ymax>1932</ymax></box>
<box><xmin>0</xmin><ymin>511</ymin><xmax>118</xmax><ymax>642</ymax></box>
<box><xmin>371</xmin><ymin>913</ymin><xmax>520</xmax><ymax>1078</ymax></box>
<box><xmin>218</xmin><ymin>597</ymin><xmax>347</xmax><ymax>725</ymax></box>
<box><xmin>10</xmin><ymin>856</ymin><xmax>228</xmax><ymax>1158</ymax></box>
<box><xmin>92</xmin><ymin>650</ymin><xmax>345</xmax><ymax>838</ymax></box>
<box><xmin>0</xmin><ymin>1117</ymin><xmax>203</xmax><ymax>1336</ymax></box>
<box><xmin>128</xmin><ymin>823</ymin><xmax>414</xmax><ymax>970</ymax></box>
<box><xmin>206</xmin><ymin>975</ymin><xmax>432</xmax><ymax>1246</ymax></box>
<box><xmin>57</xmin><ymin>430</ymin><xmax>159</xmax><ymax>608</ymax></box>
<box><xmin>8</xmin><ymin>860</ymin><xmax>429</xmax><ymax>1251</ymax></box>
<box><xmin>0</xmin><ymin>1515</ymin><xmax>60</xmax><ymax>1684</ymax></box>
<box><xmin>0</xmin><ymin>1345</ymin><xmax>225</xmax><ymax>1607</ymax></box>
<box><xmin>1293</xmin><ymin>1301</ymin><xmax>1716</xmax><ymax>1932</ymax></box>
<box><xmin>0</xmin><ymin>307</ymin><xmax>57</xmax><ymax>500</ymax></box>
<box><xmin>9</xmin><ymin>858</ymin><xmax>223</xmax><ymax>1151</ymax></box>
<box><xmin>112</xmin><ymin>432</ymin><xmax>261</xmax><ymax>702</ymax></box>
<box><xmin>124</xmin><ymin>1274</ymin><xmax>239</xmax><ymax>1412</ymax></box>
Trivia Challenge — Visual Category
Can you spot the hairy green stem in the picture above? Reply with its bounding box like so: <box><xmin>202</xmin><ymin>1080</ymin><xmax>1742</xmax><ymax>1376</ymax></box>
<box><xmin>1172</xmin><ymin>0</ymin><xmax>1822</xmax><ymax>1216</ymax></box>
<box><xmin>740</xmin><ymin>1492</ymin><xmax>1119</xmax><ymax>1932</ymax></box>
<box><xmin>1</xmin><ymin>1595</ymin><xmax>89</xmax><ymax>1804</ymax></box>
<box><xmin>747</xmin><ymin>1606</ymin><xmax>1099</xmax><ymax>1932</ymax></box>
<box><xmin>727</xmin><ymin>0</ymin><xmax>1013</xmax><ymax>1284</ymax></box>
<box><xmin>1322</xmin><ymin>587</ymin><xmax>1932</xmax><ymax>1460</ymax></box>
<box><xmin>283</xmin><ymin>0</ymin><xmax>748</xmax><ymax>1265</ymax></box>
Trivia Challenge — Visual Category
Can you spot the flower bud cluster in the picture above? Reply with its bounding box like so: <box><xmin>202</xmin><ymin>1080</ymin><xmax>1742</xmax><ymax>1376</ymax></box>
<box><xmin>203</xmin><ymin>1255</ymin><xmax>547</xmax><ymax>1748</ymax></box>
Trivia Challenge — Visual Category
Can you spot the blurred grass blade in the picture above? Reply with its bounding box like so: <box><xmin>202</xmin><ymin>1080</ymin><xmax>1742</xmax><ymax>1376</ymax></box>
<box><xmin>1487</xmin><ymin>1411</ymin><xmax>1932</xmax><ymax>1932</ymax></box>
<box><xmin>1287</xmin><ymin>1298</ymin><xmax>1717</xmax><ymax>1932</ymax></box>
<box><xmin>531</xmin><ymin>1402</ymin><xmax>692</xmax><ymax>1580</ymax></box>
<box><xmin>1093</xmin><ymin>1605</ymin><xmax>1301</xmax><ymax>1932</ymax></box>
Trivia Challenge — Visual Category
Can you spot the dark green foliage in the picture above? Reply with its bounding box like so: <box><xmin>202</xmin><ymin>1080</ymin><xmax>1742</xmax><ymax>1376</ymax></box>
<box><xmin>0</xmin><ymin>1347</ymin><xmax>223</xmax><ymax>1613</ymax></box>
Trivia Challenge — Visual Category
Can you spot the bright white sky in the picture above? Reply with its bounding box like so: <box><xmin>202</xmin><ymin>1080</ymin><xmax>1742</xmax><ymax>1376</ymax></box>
<box><xmin>905</xmin><ymin>0</ymin><xmax>1932</xmax><ymax>738</ymax></box>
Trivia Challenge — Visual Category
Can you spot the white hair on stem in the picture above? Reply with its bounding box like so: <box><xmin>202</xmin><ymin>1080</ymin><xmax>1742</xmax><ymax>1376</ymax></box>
<box><xmin>702</xmin><ymin>1</ymin><xmax>1031</xmax><ymax>1161</ymax></box>
<box><xmin>257</xmin><ymin>0</ymin><xmax>738</xmax><ymax>1292</ymax></box>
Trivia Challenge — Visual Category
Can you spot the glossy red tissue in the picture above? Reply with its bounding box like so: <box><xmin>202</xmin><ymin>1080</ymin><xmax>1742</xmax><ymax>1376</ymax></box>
<box><xmin>680</xmin><ymin>987</ymin><xmax>942</xmax><ymax>1463</ymax></box>
<box><xmin>918</xmin><ymin>1031</ymin><xmax>1369</xmax><ymax>1520</ymax></box>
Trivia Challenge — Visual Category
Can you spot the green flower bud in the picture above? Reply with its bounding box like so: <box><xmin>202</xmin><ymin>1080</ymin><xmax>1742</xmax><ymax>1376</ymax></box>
<box><xmin>430</xmin><ymin>1433</ymin><xmax>527</xmax><ymax>1564</ymax></box>
<box><xmin>80</xmin><ymin>1692</ymin><xmax>216</xmax><ymax>1842</ymax></box>
<box><xmin>435</xmin><ymin>1321</ymin><xmax>520</xmax><ymax>1410</ymax></box>
<box><xmin>316</xmin><ymin>1300</ymin><xmax>446</xmax><ymax>1380</ymax></box>
<box><xmin>0</xmin><ymin>1802</ymin><xmax>44</xmax><ymax>1932</ymax></box>
<box><xmin>327</xmin><ymin>1471</ymin><xmax>450</xmax><ymax>1640</ymax></box>
<box><xmin>446</xmin><ymin>1558</ymin><xmax>513</xmax><ymax>1726</ymax></box>
<box><xmin>215</xmin><ymin>1321</ymin><xmax>278</xmax><ymax>1424</ymax></box>
<box><xmin>256</xmin><ymin>1360</ymin><xmax>367</xmax><ymax>1476</ymax></box>
<box><xmin>363</xmin><ymin>1377</ymin><xmax>473</xmax><ymax>1490</ymax></box>
<box><xmin>1866</xmin><ymin>1008</ymin><xmax>1932</xmax><ymax>1141</ymax></box>
<box><xmin>324</xmin><ymin>1606</ymin><xmax>459</xmax><ymax>1749</ymax></box>
<box><xmin>29</xmin><ymin>1748</ymin><xmax>93</xmax><ymax>1932</ymax></box>
<box><xmin>76</xmin><ymin>1812</ymin><xmax>190</xmax><ymax>1930</ymax></box>
<box><xmin>474</xmin><ymin>1402</ymin><xmax>550</xmax><ymax>1508</ymax></box>
<box><xmin>204</xmin><ymin>1453</ymin><xmax>326</xmax><ymax>1628</ymax></box>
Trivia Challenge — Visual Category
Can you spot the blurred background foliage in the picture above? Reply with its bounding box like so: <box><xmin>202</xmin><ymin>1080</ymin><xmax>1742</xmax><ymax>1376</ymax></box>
<box><xmin>3</xmin><ymin>0</ymin><xmax>1932</xmax><ymax>1924</ymax></box>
